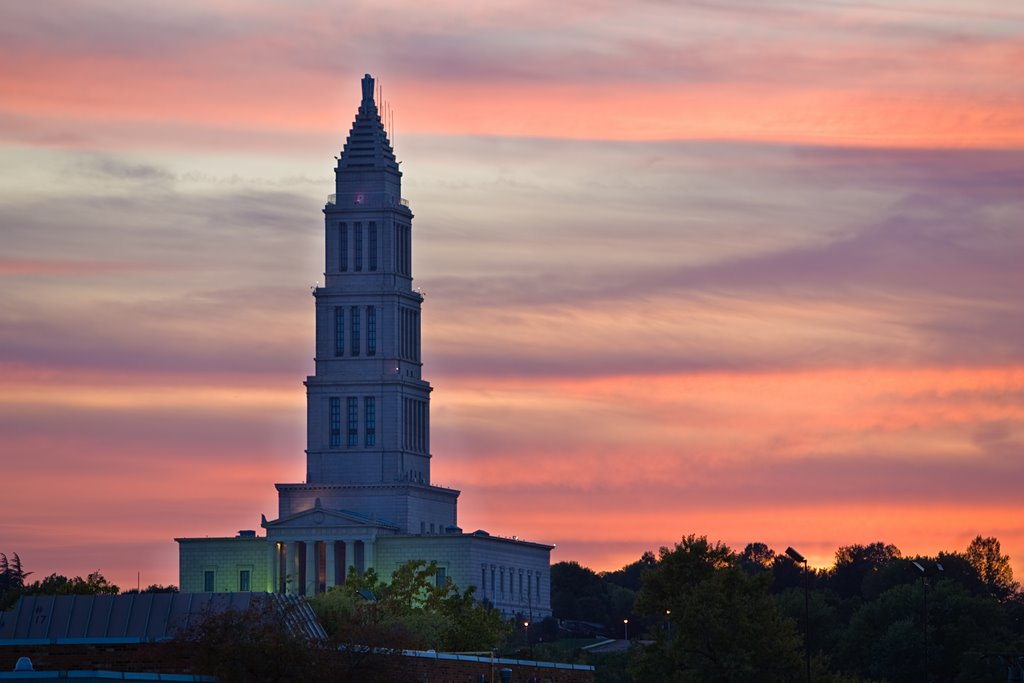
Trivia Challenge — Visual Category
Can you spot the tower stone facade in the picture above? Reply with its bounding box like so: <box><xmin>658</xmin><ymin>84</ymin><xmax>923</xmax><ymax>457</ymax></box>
<box><xmin>177</xmin><ymin>75</ymin><xmax>552</xmax><ymax>619</ymax></box>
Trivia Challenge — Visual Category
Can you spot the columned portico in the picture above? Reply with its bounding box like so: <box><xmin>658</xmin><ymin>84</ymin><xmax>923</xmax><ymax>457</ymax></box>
<box><xmin>262</xmin><ymin>502</ymin><xmax>395</xmax><ymax>594</ymax></box>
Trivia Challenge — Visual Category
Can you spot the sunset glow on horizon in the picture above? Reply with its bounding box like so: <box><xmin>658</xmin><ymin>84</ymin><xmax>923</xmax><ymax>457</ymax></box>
<box><xmin>2</xmin><ymin>0</ymin><xmax>1023</xmax><ymax>589</ymax></box>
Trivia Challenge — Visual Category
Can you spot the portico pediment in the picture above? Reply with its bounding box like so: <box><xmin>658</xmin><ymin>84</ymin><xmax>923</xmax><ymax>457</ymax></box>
<box><xmin>261</xmin><ymin>503</ymin><xmax>398</xmax><ymax>535</ymax></box>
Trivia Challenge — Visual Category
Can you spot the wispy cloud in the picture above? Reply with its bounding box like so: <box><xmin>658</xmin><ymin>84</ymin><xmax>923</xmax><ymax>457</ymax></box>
<box><xmin>1</xmin><ymin>0</ymin><xmax>1022</xmax><ymax>586</ymax></box>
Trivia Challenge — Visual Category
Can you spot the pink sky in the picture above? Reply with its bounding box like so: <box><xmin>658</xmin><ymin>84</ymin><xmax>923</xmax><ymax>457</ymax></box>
<box><xmin>2</xmin><ymin>0</ymin><xmax>1023</xmax><ymax>589</ymax></box>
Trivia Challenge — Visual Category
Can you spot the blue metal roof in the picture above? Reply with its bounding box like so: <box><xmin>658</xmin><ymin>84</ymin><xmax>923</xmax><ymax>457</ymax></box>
<box><xmin>0</xmin><ymin>593</ymin><xmax>325</xmax><ymax>644</ymax></box>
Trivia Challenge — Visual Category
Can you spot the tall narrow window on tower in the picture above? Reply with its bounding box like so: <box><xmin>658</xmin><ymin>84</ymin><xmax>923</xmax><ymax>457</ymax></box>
<box><xmin>339</xmin><ymin>223</ymin><xmax>348</xmax><ymax>272</ymax></box>
<box><xmin>367</xmin><ymin>306</ymin><xmax>377</xmax><ymax>356</ymax></box>
<box><xmin>354</xmin><ymin>222</ymin><xmax>363</xmax><ymax>272</ymax></box>
<box><xmin>334</xmin><ymin>306</ymin><xmax>344</xmax><ymax>356</ymax></box>
<box><xmin>369</xmin><ymin>221</ymin><xmax>378</xmax><ymax>271</ymax></box>
<box><xmin>350</xmin><ymin>307</ymin><xmax>360</xmax><ymax>356</ymax></box>
<box><xmin>365</xmin><ymin>396</ymin><xmax>376</xmax><ymax>447</ymax></box>
<box><xmin>404</xmin><ymin>225</ymin><xmax>412</xmax><ymax>275</ymax></box>
<box><xmin>395</xmin><ymin>225</ymin><xmax>402</xmax><ymax>274</ymax></box>
<box><xmin>346</xmin><ymin>397</ymin><xmax>358</xmax><ymax>447</ymax></box>
<box><xmin>413</xmin><ymin>310</ymin><xmax>421</xmax><ymax>362</ymax></box>
<box><xmin>396</xmin><ymin>223</ymin><xmax>411</xmax><ymax>276</ymax></box>
<box><xmin>329</xmin><ymin>397</ymin><xmax>341</xmax><ymax>447</ymax></box>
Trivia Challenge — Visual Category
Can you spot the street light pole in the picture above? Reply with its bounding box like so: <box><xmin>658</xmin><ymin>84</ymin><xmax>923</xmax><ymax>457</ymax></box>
<box><xmin>912</xmin><ymin>561</ymin><xmax>942</xmax><ymax>683</ymax></box>
<box><xmin>623</xmin><ymin>618</ymin><xmax>629</xmax><ymax>642</ymax></box>
<box><xmin>786</xmin><ymin>547</ymin><xmax>811</xmax><ymax>683</ymax></box>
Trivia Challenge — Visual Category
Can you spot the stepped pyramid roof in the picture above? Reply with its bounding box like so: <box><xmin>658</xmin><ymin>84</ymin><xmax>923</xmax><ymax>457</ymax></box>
<box><xmin>337</xmin><ymin>73</ymin><xmax>399</xmax><ymax>172</ymax></box>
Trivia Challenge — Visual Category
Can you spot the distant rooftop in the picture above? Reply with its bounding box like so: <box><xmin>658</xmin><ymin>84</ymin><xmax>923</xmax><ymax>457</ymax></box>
<box><xmin>0</xmin><ymin>593</ymin><xmax>325</xmax><ymax>644</ymax></box>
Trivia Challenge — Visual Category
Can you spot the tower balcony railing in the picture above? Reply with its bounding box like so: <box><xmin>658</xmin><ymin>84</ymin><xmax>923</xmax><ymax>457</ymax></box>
<box><xmin>326</xmin><ymin>193</ymin><xmax>409</xmax><ymax>207</ymax></box>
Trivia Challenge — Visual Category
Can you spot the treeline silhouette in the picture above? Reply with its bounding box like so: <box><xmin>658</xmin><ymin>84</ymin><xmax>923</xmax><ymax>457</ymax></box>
<box><xmin>0</xmin><ymin>552</ymin><xmax>176</xmax><ymax>611</ymax></box>
<box><xmin>552</xmin><ymin>534</ymin><xmax>1023</xmax><ymax>682</ymax></box>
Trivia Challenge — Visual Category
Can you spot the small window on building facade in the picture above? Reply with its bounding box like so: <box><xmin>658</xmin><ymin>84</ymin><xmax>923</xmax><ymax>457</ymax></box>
<box><xmin>239</xmin><ymin>569</ymin><xmax>251</xmax><ymax>592</ymax></box>
<box><xmin>329</xmin><ymin>397</ymin><xmax>341</xmax><ymax>447</ymax></box>
<box><xmin>347</xmin><ymin>397</ymin><xmax>358</xmax><ymax>447</ymax></box>
<box><xmin>334</xmin><ymin>306</ymin><xmax>344</xmax><ymax>356</ymax></box>
<box><xmin>536</xmin><ymin>574</ymin><xmax>541</xmax><ymax>596</ymax></box>
<box><xmin>435</xmin><ymin>567</ymin><xmax>446</xmax><ymax>588</ymax></box>
<box><xmin>204</xmin><ymin>570</ymin><xmax>215</xmax><ymax>592</ymax></box>
<box><xmin>481</xmin><ymin>565</ymin><xmax>486</xmax><ymax>592</ymax></box>
<box><xmin>367</xmin><ymin>306</ymin><xmax>376</xmax><ymax>356</ymax></box>
<box><xmin>365</xmin><ymin>396</ymin><xmax>375</xmax><ymax>447</ymax></box>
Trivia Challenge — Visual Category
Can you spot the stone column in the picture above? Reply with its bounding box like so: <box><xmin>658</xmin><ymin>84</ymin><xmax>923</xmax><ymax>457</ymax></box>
<box><xmin>344</xmin><ymin>540</ymin><xmax>355</xmax><ymax>577</ymax></box>
<box><xmin>286</xmin><ymin>542</ymin><xmax>299</xmax><ymax>594</ymax></box>
<box><xmin>325</xmin><ymin>541</ymin><xmax>337</xmax><ymax>589</ymax></box>
<box><xmin>305</xmin><ymin>541</ymin><xmax>318</xmax><ymax>595</ymax></box>
<box><xmin>364</xmin><ymin>538</ymin><xmax>375</xmax><ymax>571</ymax></box>
<box><xmin>267</xmin><ymin>541</ymin><xmax>278</xmax><ymax>593</ymax></box>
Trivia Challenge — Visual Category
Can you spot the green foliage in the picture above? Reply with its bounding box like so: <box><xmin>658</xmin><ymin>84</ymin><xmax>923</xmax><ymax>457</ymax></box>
<box><xmin>2</xmin><ymin>554</ymin><xmax>120</xmax><ymax>610</ymax></box>
<box><xmin>0</xmin><ymin>552</ymin><xmax>32</xmax><ymax>610</ymax></box>
<box><xmin>550</xmin><ymin>535</ymin><xmax>1022</xmax><ymax>683</ymax></box>
<box><xmin>828</xmin><ymin>542</ymin><xmax>902</xmax><ymax>599</ymax></box>
<box><xmin>631</xmin><ymin>535</ymin><xmax>803</xmax><ymax>682</ymax></box>
<box><xmin>965</xmin><ymin>535</ymin><xmax>1019</xmax><ymax>601</ymax></box>
<box><xmin>182</xmin><ymin>601</ymin><xmax>354</xmax><ymax>683</ymax></box>
<box><xmin>123</xmin><ymin>583</ymin><xmax>179</xmax><ymax>594</ymax></box>
<box><xmin>25</xmin><ymin>571</ymin><xmax>120</xmax><ymax>595</ymax></box>
<box><xmin>602</xmin><ymin>551</ymin><xmax>657</xmax><ymax>592</ymax></box>
<box><xmin>738</xmin><ymin>542</ymin><xmax>775</xmax><ymax>574</ymax></box>
<box><xmin>307</xmin><ymin>559</ymin><xmax>510</xmax><ymax>652</ymax></box>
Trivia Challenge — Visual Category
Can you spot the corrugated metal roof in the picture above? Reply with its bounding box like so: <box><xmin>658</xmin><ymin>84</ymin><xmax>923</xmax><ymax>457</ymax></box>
<box><xmin>0</xmin><ymin>593</ymin><xmax>326</xmax><ymax>644</ymax></box>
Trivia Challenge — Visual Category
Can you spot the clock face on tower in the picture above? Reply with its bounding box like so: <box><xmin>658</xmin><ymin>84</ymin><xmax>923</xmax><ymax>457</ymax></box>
<box><xmin>355</xmin><ymin>193</ymin><xmax>364</xmax><ymax>205</ymax></box>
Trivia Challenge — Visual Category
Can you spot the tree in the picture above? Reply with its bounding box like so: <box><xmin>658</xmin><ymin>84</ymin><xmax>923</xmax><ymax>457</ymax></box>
<box><xmin>828</xmin><ymin>542</ymin><xmax>901</xmax><ymax>599</ymax></box>
<box><xmin>835</xmin><ymin>578</ymin><xmax>1015</xmax><ymax>682</ymax></box>
<box><xmin>183</xmin><ymin>601</ymin><xmax>350</xmax><ymax>683</ymax></box>
<box><xmin>602</xmin><ymin>551</ymin><xmax>658</xmax><ymax>591</ymax></box>
<box><xmin>0</xmin><ymin>552</ymin><xmax>32</xmax><ymax>609</ymax></box>
<box><xmin>308</xmin><ymin>560</ymin><xmax>509</xmax><ymax>653</ymax></box>
<box><xmin>964</xmin><ymin>535</ymin><xmax>1019</xmax><ymax>601</ymax></box>
<box><xmin>738</xmin><ymin>542</ymin><xmax>776</xmax><ymax>574</ymax></box>
<box><xmin>632</xmin><ymin>535</ymin><xmax>803</xmax><ymax>682</ymax></box>
<box><xmin>123</xmin><ymin>584</ymin><xmax>179</xmax><ymax>594</ymax></box>
<box><xmin>25</xmin><ymin>571</ymin><xmax>119</xmax><ymax>595</ymax></box>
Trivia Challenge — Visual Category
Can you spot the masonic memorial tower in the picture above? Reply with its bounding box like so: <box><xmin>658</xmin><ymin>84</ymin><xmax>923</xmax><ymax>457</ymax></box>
<box><xmin>177</xmin><ymin>75</ymin><xmax>552</xmax><ymax>619</ymax></box>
